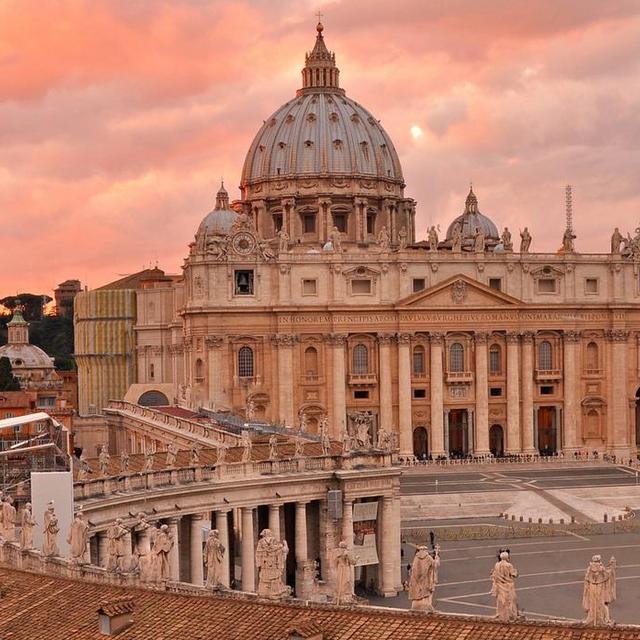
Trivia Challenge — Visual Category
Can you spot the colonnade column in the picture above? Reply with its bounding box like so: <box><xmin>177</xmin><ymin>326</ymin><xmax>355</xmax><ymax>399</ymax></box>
<box><xmin>342</xmin><ymin>499</ymin><xmax>353</xmax><ymax>547</ymax></box>
<box><xmin>430</xmin><ymin>333</ymin><xmax>445</xmax><ymax>457</ymax></box>
<box><xmin>241</xmin><ymin>507</ymin><xmax>255</xmax><ymax>592</ymax></box>
<box><xmin>563</xmin><ymin>330</ymin><xmax>580</xmax><ymax>452</ymax></box>
<box><xmin>189</xmin><ymin>514</ymin><xmax>204</xmax><ymax>586</ymax></box>
<box><xmin>608</xmin><ymin>330</ymin><xmax>630</xmax><ymax>455</ymax></box>
<box><xmin>295</xmin><ymin>501</ymin><xmax>308</xmax><ymax>594</ymax></box>
<box><xmin>506</xmin><ymin>332</ymin><xmax>521</xmax><ymax>453</ymax></box>
<box><xmin>397</xmin><ymin>333</ymin><xmax>413</xmax><ymax>456</ymax></box>
<box><xmin>167</xmin><ymin>517</ymin><xmax>180</xmax><ymax>581</ymax></box>
<box><xmin>273</xmin><ymin>335</ymin><xmax>296</xmax><ymax>427</ymax></box>
<box><xmin>329</xmin><ymin>334</ymin><xmax>347</xmax><ymax>438</ymax></box>
<box><xmin>474</xmin><ymin>332</ymin><xmax>490</xmax><ymax>454</ymax></box>
<box><xmin>521</xmin><ymin>331</ymin><xmax>536</xmax><ymax>453</ymax></box>
<box><xmin>215</xmin><ymin>510</ymin><xmax>231</xmax><ymax>588</ymax></box>
<box><xmin>378</xmin><ymin>334</ymin><xmax>394</xmax><ymax>432</ymax></box>
<box><xmin>268</xmin><ymin>503</ymin><xmax>281</xmax><ymax>540</ymax></box>
<box><xmin>379</xmin><ymin>496</ymin><xmax>396</xmax><ymax>597</ymax></box>
<box><xmin>205</xmin><ymin>336</ymin><xmax>224</xmax><ymax>409</ymax></box>
<box><xmin>97</xmin><ymin>531</ymin><xmax>108</xmax><ymax>568</ymax></box>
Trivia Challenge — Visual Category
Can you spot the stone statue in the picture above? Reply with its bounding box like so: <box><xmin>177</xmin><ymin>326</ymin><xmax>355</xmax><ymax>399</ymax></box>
<box><xmin>329</xmin><ymin>226</ymin><xmax>343</xmax><ymax>252</ymax></box>
<box><xmin>501</xmin><ymin>227</ymin><xmax>513</xmax><ymax>252</ymax></box>
<box><xmin>259</xmin><ymin>239</ymin><xmax>277</xmax><ymax>261</ymax></box>
<box><xmin>165</xmin><ymin>442</ymin><xmax>178</xmax><ymax>468</ymax></box>
<box><xmin>321</xmin><ymin>430</ymin><xmax>331</xmax><ymax>456</ymax></box>
<box><xmin>491</xmin><ymin>551</ymin><xmax>519</xmax><ymax>622</ymax></box>
<box><xmin>334</xmin><ymin>540</ymin><xmax>357</xmax><ymax>605</ymax></box>
<box><xmin>255</xmin><ymin>528</ymin><xmax>289</xmax><ymax>598</ymax></box>
<box><xmin>409</xmin><ymin>545</ymin><xmax>440</xmax><ymax>611</ymax></box>
<box><xmin>294</xmin><ymin>435</ymin><xmax>304</xmax><ymax>459</ymax></box>
<box><xmin>106</xmin><ymin>518</ymin><xmax>130</xmax><ymax>573</ymax></box>
<box><xmin>583</xmin><ymin>554</ymin><xmax>616</xmax><ymax>626</ymax></box>
<box><xmin>245</xmin><ymin>398</ymin><xmax>256</xmax><ymax>421</ymax></box>
<box><xmin>428</xmin><ymin>226</ymin><xmax>439</xmax><ymax>252</ymax></box>
<box><xmin>152</xmin><ymin>524</ymin><xmax>173</xmax><ymax>581</ymax></box>
<box><xmin>144</xmin><ymin>450</ymin><xmax>155</xmax><ymax>472</ymax></box>
<box><xmin>277</xmin><ymin>228</ymin><xmax>290</xmax><ymax>252</ymax></box>
<box><xmin>349</xmin><ymin>411</ymin><xmax>372</xmax><ymax>449</ymax></box>
<box><xmin>216</xmin><ymin>443</ymin><xmax>228</xmax><ymax>465</ymax></box>
<box><xmin>269</xmin><ymin>434</ymin><xmax>278</xmax><ymax>460</ymax></box>
<box><xmin>562</xmin><ymin>227</ymin><xmax>576</xmax><ymax>253</ymax></box>
<box><xmin>120</xmin><ymin>451</ymin><xmax>130</xmax><ymax>474</ymax></box>
<box><xmin>473</xmin><ymin>227</ymin><xmax>485</xmax><ymax>253</ymax></box>
<box><xmin>67</xmin><ymin>509</ymin><xmax>90</xmax><ymax>564</ymax></box>
<box><xmin>451</xmin><ymin>222</ymin><xmax>462</xmax><ymax>253</ymax></box>
<box><xmin>2</xmin><ymin>495</ymin><xmax>17</xmax><ymax>542</ymax></box>
<box><xmin>298</xmin><ymin>410</ymin><xmax>309</xmax><ymax>433</ymax></box>
<box><xmin>98</xmin><ymin>444</ymin><xmax>110</xmax><ymax>476</ymax></box>
<box><xmin>398</xmin><ymin>226</ymin><xmax>408</xmax><ymax>249</ymax></box>
<box><xmin>519</xmin><ymin>227</ymin><xmax>532</xmax><ymax>253</ymax></box>
<box><xmin>77</xmin><ymin>451</ymin><xmax>91</xmax><ymax>480</ymax></box>
<box><xmin>20</xmin><ymin>502</ymin><xmax>36</xmax><ymax>550</ymax></box>
<box><xmin>376</xmin><ymin>428</ymin><xmax>393</xmax><ymax>452</ymax></box>
<box><xmin>377</xmin><ymin>226</ymin><xmax>391</xmax><ymax>250</ymax></box>
<box><xmin>42</xmin><ymin>501</ymin><xmax>60</xmax><ymax>557</ymax></box>
<box><xmin>206</xmin><ymin>235</ymin><xmax>229</xmax><ymax>261</ymax></box>
<box><xmin>342</xmin><ymin>431</ymin><xmax>352</xmax><ymax>454</ymax></box>
<box><xmin>190</xmin><ymin>444</ymin><xmax>201</xmax><ymax>466</ymax></box>
<box><xmin>134</xmin><ymin>512</ymin><xmax>155</xmax><ymax>582</ymax></box>
<box><xmin>204</xmin><ymin>529</ymin><xmax>226</xmax><ymax>589</ymax></box>
<box><xmin>240</xmin><ymin>431</ymin><xmax>252</xmax><ymax>462</ymax></box>
<box><xmin>611</xmin><ymin>228</ymin><xmax>623</xmax><ymax>255</ymax></box>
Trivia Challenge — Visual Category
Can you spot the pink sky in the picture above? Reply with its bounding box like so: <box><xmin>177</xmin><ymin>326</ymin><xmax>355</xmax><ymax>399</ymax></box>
<box><xmin>2</xmin><ymin>0</ymin><xmax>639</xmax><ymax>296</ymax></box>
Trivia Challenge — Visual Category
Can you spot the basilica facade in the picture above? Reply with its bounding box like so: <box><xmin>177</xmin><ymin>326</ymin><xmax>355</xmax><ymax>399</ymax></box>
<box><xmin>76</xmin><ymin>23</ymin><xmax>640</xmax><ymax>459</ymax></box>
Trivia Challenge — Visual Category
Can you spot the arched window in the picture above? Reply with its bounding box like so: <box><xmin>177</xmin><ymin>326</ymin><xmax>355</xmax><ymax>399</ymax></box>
<box><xmin>304</xmin><ymin>347</ymin><xmax>318</xmax><ymax>375</ymax></box>
<box><xmin>450</xmin><ymin>343</ymin><xmax>464</xmax><ymax>373</ymax></box>
<box><xmin>586</xmin><ymin>342</ymin><xmax>599</xmax><ymax>370</ymax></box>
<box><xmin>412</xmin><ymin>346</ymin><xmax>425</xmax><ymax>375</ymax></box>
<box><xmin>352</xmin><ymin>344</ymin><xmax>369</xmax><ymax>375</ymax></box>
<box><xmin>238</xmin><ymin>346</ymin><xmax>254</xmax><ymax>378</ymax></box>
<box><xmin>489</xmin><ymin>344</ymin><xmax>502</xmax><ymax>375</ymax></box>
<box><xmin>539</xmin><ymin>340</ymin><xmax>553</xmax><ymax>371</ymax></box>
<box><xmin>149</xmin><ymin>363</ymin><xmax>155</xmax><ymax>380</ymax></box>
<box><xmin>195</xmin><ymin>358</ymin><xmax>204</xmax><ymax>381</ymax></box>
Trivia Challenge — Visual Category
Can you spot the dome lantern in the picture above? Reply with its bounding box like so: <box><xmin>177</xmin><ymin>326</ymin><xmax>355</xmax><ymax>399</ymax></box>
<box><xmin>301</xmin><ymin>21</ymin><xmax>340</xmax><ymax>92</ymax></box>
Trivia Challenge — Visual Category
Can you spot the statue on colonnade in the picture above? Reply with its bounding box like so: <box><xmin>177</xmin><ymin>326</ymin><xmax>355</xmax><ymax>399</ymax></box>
<box><xmin>152</xmin><ymin>524</ymin><xmax>174</xmax><ymax>582</ymax></box>
<box><xmin>67</xmin><ymin>509</ymin><xmax>90</xmax><ymax>564</ymax></box>
<box><xmin>2</xmin><ymin>496</ymin><xmax>17</xmax><ymax>541</ymax></box>
<box><xmin>583</xmin><ymin>554</ymin><xmax>616</xmax><ymax>627</ymax></box>
<box><xmin>204</xmin><ymin>529</ymin><xmax>226</xmax><ymax>589</ymax></box>
<box><xmin>255</xmin><ymin>528</ymin><xmax>290</xmax><ymax>598</ymax></box>
<box><xmin>106</xmin><ymin>518</ymin><xmax>130</xmax><ymax>573</ymax></box>
<box><xmin>42</xmin><ymin>501</ymin><xmax>60</xmax><ymax>557</ymax></box>
<box><xmin>20</xmin><ymin>502</ymin><xmax>36</xmax><ymax>550</ymax></box>
<box><xmin>98</xmin><ymin>444</ymin><xmax>110</xmax><ymax>476</ymax></box>
<box><xmin>333</xmin><ymin>540</ymin><xmax>357</xmax><ymax>605</ymax></box>
<box><xmin>408</xmin><ymin>544</ymin><xmax>440</xmax><ymax>612</ymax></box>
<box><xmin>491</xmin><ymin>550</ymin><xmax>519</xmax><ymax>622</ymax></box>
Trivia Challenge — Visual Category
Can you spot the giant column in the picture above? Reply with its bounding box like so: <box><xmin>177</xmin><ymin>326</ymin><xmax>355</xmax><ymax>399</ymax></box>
<box><xmin>167</xmin><ymin>517</ymin><xmax>180</xmax><ymax>581</ymax></box>
<box><xmin>379</xmin><ymin>496</ymin><xmax>397</xmax><ymax>597</ymax></box>
<box><xmin>268</xmin><ymin>503</ymin><xmax>281</xmax><ymax>540</ymax></box>
<box><xmin>295</xmin><ymin>501</ymin><xmax>309</xmax><ymax>594</ymax></box>
<box><xmin>342</xmin><ymin>499</ymin><xmax>353</xmax><ymax>547</ymax></box>
<box><xmin>329</xmin><ymin>334</ymin><xmax>347</xmax><ymax>438</ymax></box>
<box><xmin>430</xmin><ymin>333</ymin><xmax>445</xmax><ymax>457</ymax></box>
<box><xmin>215</xmin><ymin>510</ymin><xmax>231</xmax><ymax>588</ymax></box>
<box><xmin>474</xmin><ymin>332</ymin><xmax>490</xmax><ymax>454</ymax></box>
<box><xmin>205</xmin><ymin>336</ymin><xmax>224</xmax><ymax>409</ymax></box>
<box><xmin>397</xmin><ymin>333</ymin><xmax>413</xmax><ymax>456</ymax></box>
<box><xmin>608</xmin><ymin>330</ymin><xmax>631</xmax><ymax>456</ymax></box>
<box><xmin>563</xmin><ymin>330</ymin><xmax>581</xmax><ymax>452</ymax></box>
<box><xmin>506</xmin><ymin>332</ymin><xmax>521</xmax><ymax>453</ymax></box>
<box><xmin>189</xmin><ymin>514</ymin><xmax>204</xmax><ymax>585</ymax></box>
<box><xmin>274</xmin><ymin>335</ymin><xmax>296</xmax><ymax>427</ymax></box>
<box><xmin>378</xmin><ymin>334</ymin><xmax>394</xmax><ymax>432</ymax></box>
<box><xmin>241</xmin><ymin>507</ymin><xmax>255</xmax><ymax>592</ymax></box>
<box><xmin>521</xmin><ymin>331</ymin><xmax>536</xmax><ymax>453</ymax></box>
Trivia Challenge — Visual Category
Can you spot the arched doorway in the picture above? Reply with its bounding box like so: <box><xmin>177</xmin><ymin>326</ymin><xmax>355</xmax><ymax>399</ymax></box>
<box><xmin>413</xmin><ymin>427</ymin><xmax>428</xmax><ymax>459</ymax></box>
<box><xmin>537</xmin><ymin>406</ymin><xmax>557</xmax><ymax>455</ymax></box>
<box><xmin>448</xmin><ymin>409</ymin><xmax>469</xmax><ymax>458</ymax></box>
<box><xmin>489</xmin><ymin>425</ymin><xmax>504</xmax><ymax>457</ymax></box>
<box><xmin>138</xmin><ymin>390</ymin><xmax>169</xmax><ymax>407</ymax></box>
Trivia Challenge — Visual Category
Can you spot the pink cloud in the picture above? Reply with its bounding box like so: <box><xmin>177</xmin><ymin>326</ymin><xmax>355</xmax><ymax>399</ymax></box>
<box><xmin>0</xmin><ymin>0</ymin><xmax>639</xmax><ymax>295</ymax></box>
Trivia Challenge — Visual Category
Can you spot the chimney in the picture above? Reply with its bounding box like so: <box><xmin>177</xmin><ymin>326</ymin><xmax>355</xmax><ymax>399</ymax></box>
<box><xmin>97</xmin><ymin>596</ymin><xmax>135</xmax><ymax>636</ymax></box>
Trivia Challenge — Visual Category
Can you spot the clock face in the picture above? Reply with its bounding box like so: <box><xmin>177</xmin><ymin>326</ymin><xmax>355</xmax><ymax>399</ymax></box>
<box><xmin>232</xmin><ymin>232</ymin><xmax>256</xmax><ymax>255</ymax></box>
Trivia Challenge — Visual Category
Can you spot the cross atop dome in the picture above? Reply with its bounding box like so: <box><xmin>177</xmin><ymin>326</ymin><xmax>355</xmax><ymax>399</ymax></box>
<box><xmin>301</xmin><ymin>18</ymin><xmax>340</xmax><ymax>92</ymax></box>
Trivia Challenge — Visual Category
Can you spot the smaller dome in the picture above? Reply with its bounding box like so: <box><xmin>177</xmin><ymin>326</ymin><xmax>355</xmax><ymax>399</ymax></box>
<box><xmin>446</xmin><ymin>187</ymin><xmax>499</xmax><ymax>240</ymax></box>
<box><xmin>0</xmin><ymin>343</ymin><xmax>54</xmax><ymax>370</ymax></box>
<box><xmin>196</xmin><ymin>182</ymin><xmax>239</xmax><ymax>237</ymax></box>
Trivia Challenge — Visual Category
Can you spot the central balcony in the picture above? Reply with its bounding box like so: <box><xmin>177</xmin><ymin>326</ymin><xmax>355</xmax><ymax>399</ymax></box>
<box><xmin>348</xmin><ymin>373</ymin><xmax>378</xmax><ymax>385</ymax></box>
<box><xmin>535</xmin><ymin>369</ymin><xmax>562</xmax><ymax>382</ymax></box>
<box><xmin>446</xmin><ymin>371</ymin><xmax>473</xmax><ymax>384</ymax></box>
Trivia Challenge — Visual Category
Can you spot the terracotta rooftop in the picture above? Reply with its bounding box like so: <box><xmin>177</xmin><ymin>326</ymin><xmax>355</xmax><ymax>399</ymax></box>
<box><xmin>2</xmin><ymin>566</ymin><xmax>639</xmax><ymax>640</ymax></box>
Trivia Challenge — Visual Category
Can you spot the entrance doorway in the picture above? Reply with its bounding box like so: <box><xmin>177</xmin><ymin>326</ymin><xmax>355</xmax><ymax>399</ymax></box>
<box><xmin>537</xmin><ymin>406</ymin><xmax>557</xmax><ymax>455</ymax></box>
<box><xmin>413</xmin><ymin>427</ymin><xmax>428</xmax><ymax>460</ymax></box>
<box><xmin>448</xmin><ymin>409</ymin><xmax>469</xmax><ymax>458</ymax></box>
<box><xmin>489</xmin><ymin>424</ymin><xmax>504</xmax><ymax>457</ymax></box>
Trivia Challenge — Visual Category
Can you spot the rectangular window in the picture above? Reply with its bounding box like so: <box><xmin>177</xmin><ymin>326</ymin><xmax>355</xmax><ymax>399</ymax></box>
<box><xmin>540</xmin><ymin>385</ymin><xmax>554</xmax><ymax>395</ymax></box>
<box><xmin>37</xmin><ymin>397</ymin><xmax>55</xmax><ymax>407</ymax></box>
<box><xmin>412</xmin><ymin>278</ymin><xmax>426</xmax><ymax>293</ymax></box>
<box><xmin>585</xmin><ymin>278</ymin><xmax>599</xmax><ymax>294</ymax></box>
<box><xmin>489</xmin><ymin>278</ymin><xmax>502</xmax><ymax>291</ymax></box>
<box><xmin>366</xmin><ymin>213</ymin><xmax>376</xmax><ymax>235</ymax></box>
<box><xmin>302</xmin><ymin>279</ymin><xmax>317</xmax><ymax>295</ymax></box>
<box><xmin>234</xmin><ymin>270</ymin><xmax>254</xmax><ymax>295</ymax></box>
<box><xmin>333</xmin><ymin>213</ymin><xmax>347</xmax><ymax>233</ymax></box>
<box><xmin>353</xmin><ymin>390</ymin><xmax>369</xmax><ymax>399</ymax></box>
<box><xmin>351</xmin><ymin>279</ymin><xmax>372</xmax><ymax>295</ymax></box>
<box><xmin>273</xmin><ymin>214</ymin><xmax>283</xmax><ymax>232</ymax></box>
<box><xmin>412</xmin><ymin>388</ymin><xmax>426</xmax><ymax>399</ymax></box>
<box><xmin>537</xmin><ymin>278</ymin><xmax>557</xmax><ymax>293</ymax></box>
<box><xmin>303</xmin><ymin>213</ymin><xmax>316</xmax><ymax>234</ymax></box>
<box><xmin>490</xmin><ymin>387</ymin><xmax>503</xmax><ymax>397</ymax></box>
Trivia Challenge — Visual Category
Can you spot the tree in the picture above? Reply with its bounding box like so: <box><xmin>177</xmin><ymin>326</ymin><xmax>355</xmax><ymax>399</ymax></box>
<box><xmin>0</xmin><ymin>357</ymin><xmax>20</xmax><ymax>391</ymax></box>
<box><xmin>0</xmin><ymin>293</ymin><xmax>52</xmax><ymax>321</ymax></box>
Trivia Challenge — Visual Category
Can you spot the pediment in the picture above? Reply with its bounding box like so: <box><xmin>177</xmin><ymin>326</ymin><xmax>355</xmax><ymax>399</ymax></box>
<box><xmin>397</xmin><ymin>274</ymin><xmax>522</xmax><ymax>308</ymax></box>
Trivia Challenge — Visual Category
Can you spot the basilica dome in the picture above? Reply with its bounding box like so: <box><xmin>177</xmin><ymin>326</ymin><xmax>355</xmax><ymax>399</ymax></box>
<box><xmin>446</xmin><ymin>187</ymin><xmax>499</xmax><ymax>240</ymax></box>
<box><xmin>241</xmin><ymin>23</ymin><xmax>403</xmax><ymax>186</ymax></box>
<box><xmin>196</xmin><ymin>183</ymin><xmax>238</xmax><ymax>237</ymax></box>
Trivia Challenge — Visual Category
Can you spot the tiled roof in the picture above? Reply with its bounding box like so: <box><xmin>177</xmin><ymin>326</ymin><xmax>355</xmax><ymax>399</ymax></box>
<box><xmin>1</xmin><ymin>566</ymin><xmax>639</xmax><ymax>640</ymax></box>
